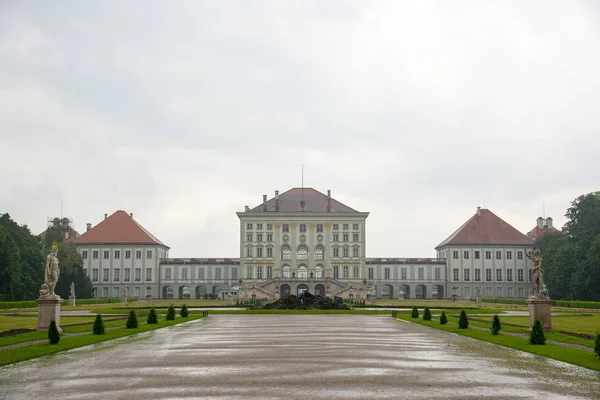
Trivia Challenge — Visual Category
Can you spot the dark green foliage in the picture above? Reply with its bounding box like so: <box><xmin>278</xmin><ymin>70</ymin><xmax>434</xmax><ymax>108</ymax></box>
<box><xmin>458</xmin><ymin>309</ymin><xmax>469</xmax><ymax>329</ymax></box>
<box><xmin>166</xmin><ymin>305</ymin><xmax>176</xmax><ymax>320</ymax></box>
<box><xmin>491</xmin><ymin>314</ymin><xmax>501</xmax><ymax>335</ymax></box>
<box><xmin>48</xmin><ymin>320</ymin><xmax>60</xmax><ymax>344</ymax></box>
<box><xmin>52</xmin><ymin>242</ymin><xmax>94</xmax><ymax>299</ymax></box>
<box><xmin>529</xmin><ymin>319</ymin><xmax>546</xmax><ymax>345</ymax></box>
<box><xmin>180</xmin><ymin>304</ymin><xmax>188</xmax><ymax>318</ymax></box>
<box><xmin>595</xmin><ymin>332</ymin><xmax>600</xmax><ymax>358</ymax></box>
<box><xmin>391</xmin><ymin>310</ymin><xmax>397</xmax><ymax>318</ymax></box>
<box><xmin>126</xmin><ymin>310</ymin><xmax>138</xmax><ymax>329</ymax></box>
<box><xmin>251</xmin><ymin>292</ymin><xmax>350</xmax><ymax>310</ymax></box>
<box><xmin>93</xmin><ymin>314</ymin><xmax>105</xmax><ymax>335</ymax></box>
<box><xmin>411</xmin><ymin>306</ymin><xmax>419</xmax><ymax>318</ymax></box>
<box><xmin>147</xmin><ymin>308</ymin><xmax>158</xmax><ymax>324</ymax></box>
<box><xmin>422</xmin><ymin>307</ymin><xmax>432</xmax><ymax>321</ymax></box>
<box><xmin>439</xmin><ymin>311</ymin><xmax>447</xmax><ymax>324</ymax></box>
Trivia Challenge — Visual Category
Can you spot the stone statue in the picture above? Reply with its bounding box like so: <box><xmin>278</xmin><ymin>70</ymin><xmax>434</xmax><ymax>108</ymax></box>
<box><xmin>371</xmin><ymin>281</ymin><xmax>377</xmax><ymax>295</ymax></box>
<box><xmin>70</xmin><ymin>282</ymin><xmax>75</xmax><ymax>297</ymax></box>
<box><xmin>41</xmin><ymin>248</ymin><xmax>60</xmax><ymax>298</ymax></box>
<box><xmin>525</xmin><ymin>248</ymin><xmax>548</xmax><ymax>299</ymax></box>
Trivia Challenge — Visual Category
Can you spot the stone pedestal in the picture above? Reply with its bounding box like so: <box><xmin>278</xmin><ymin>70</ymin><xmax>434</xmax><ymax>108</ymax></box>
<box><xmin>527</xmin><ymin>297</ymin><xmax>552</xmax><ymax>332</ymax></box>
<box><xmin>37</xmin><ymin>297</ymin><xmax>63</xmax><ymax>334</ymax></box>
<box><xmin>122</xmin><ymin>295</ymin><xmax>127</xmax><ymax>303</ymax></box>
<box><xmin>68</xmin><ymin>295</ymin><xmax>76</xmax><ymax>306</ymax></box>
<box><xmin>227</xmin><ymin>293</ymin><xmax>233</xmax><ymax>306</ymax></box>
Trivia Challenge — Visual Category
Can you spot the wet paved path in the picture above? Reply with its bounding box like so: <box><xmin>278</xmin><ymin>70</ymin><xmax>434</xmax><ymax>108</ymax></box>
<box><xmin>1</xmin><ymin>315</ymin><xmax>599</xmax><ymax>399</ymax></box>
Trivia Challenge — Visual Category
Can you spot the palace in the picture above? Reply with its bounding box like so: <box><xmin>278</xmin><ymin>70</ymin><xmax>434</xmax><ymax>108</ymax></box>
<box><xmin>73</xmin><ymin>188</ymin><xmax>535</xmax><ymax>301</ymax></box>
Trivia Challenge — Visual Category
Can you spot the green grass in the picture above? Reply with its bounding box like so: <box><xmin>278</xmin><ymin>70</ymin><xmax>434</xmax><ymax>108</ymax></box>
<box><xmin>498</xmin><ymin>315</ymin><xmax>600</xmax><ymax>336</ymax></box>
<box><xmin>0</xmin><ymin>315</ymin><xmax>205</xmax><ymax>367</ymax></box>
<box><xmin>396</xmin><ymin>315</ymin><xmax>600</xmax><ymax>371</ymax></box>
<box><xmin>0</xmin><ymin>315</ymin><xmax>100</xmax><ymax>330</ymax></box>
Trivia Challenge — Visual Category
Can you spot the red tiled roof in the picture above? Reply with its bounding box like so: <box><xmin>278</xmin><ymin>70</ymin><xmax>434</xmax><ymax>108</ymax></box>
<box><xmin>527</xmin><ymin>226</ymin><xmax>560</xmax><ymax>240</ymax></box>
<box><xmin>38</xmin><ymin>228</ymin><xmax>80</xmax><ymax>242</ymax></box>
<box><xmin>436</xmin><ymin>208</ymin><xmax>533</xmax><ymax>249</ymax></box>
<box><xmin>249</xmin><ymin>188</ymin><xmax>360</xmax><ymax>213</ymax></box>
<box><xmin>72</xmin><ymin>210</ymin><xmax>169</xmax><ymax>248</ymax></box>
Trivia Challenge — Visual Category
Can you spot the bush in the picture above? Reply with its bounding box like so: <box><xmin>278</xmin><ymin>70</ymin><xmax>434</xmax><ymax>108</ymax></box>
<box><xmin>180</xmin><ymin>304</ymin><xmax>189</xmax><ymax>318</ymax></box>
<box><xmin>440</xmin><ymin>311</ymin><xmax>447</xmax><ymax>325</ymax></box>
<box><xmin>391</xmin><ymin>310</ymin><xmax>397</xmax><ymax>318</ymax></box>
<box><xmin>529</xmin><ymin>319</ymin><xmax>546</xmax><ymax>345</ymax></box>
<box><xmin>595</xmin><ymin>332</ymin><xmax>600</xmax><ymax>358</ymax></box>
<box><xmin>411</xmin><ymin>306</ymin><xmax>419</xmax><ymax>318</ymax></box>
<box><xmin>126</xmin><ymin>311</ymin><xmax>138</xmax><ymax>329</ymax></box>
<box><xmin>166</xmin><ymin>305</ymin><xmax>176</xmax><ymax>321</ymax></box>
<box><xmin>147</xmin><ymin>308</ymin><xmax>158</xmax><ymax>324</ymax></box>
<box><xmin>491</xmin><ymin>314</ymin><xmax>501</xmax><ymax>335</ymax></box>
<box><xmin>422</xmin><ymin>307</ymin><xmax>432</xmax><ymax>321</ymax></box>
<box><xmin>93</xmin><ymin>314</ymin><xmax>105</xmax><ymax>335</ymax></box>
<box><xmin>458</xmin><ymin>309</ymin><xmax>469</xmax><ymax>329</ymax></box>
<box><xmin>48</xmin><ymin>320</ymin><xmax>60</xmax><ymax>344</ymax></box>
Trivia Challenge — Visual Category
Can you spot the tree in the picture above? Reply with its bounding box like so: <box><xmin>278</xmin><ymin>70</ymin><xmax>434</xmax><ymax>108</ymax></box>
<box><xmin>439</xmin><ymin>311</ymin><xmax>447</xmax><ymax>324</ymax></box>
<box><xmin>166</xmin><ymin>306</ymin><xmax>176</xmax><ymax>320</ymax></box>
<box><xmin>48</xmin><ymin>320</ymin><xmax>60</xmax><ymax>344</ymax></box>
<box><xmin>422</xmin><ymin>307</ymin><xmax>432</xmax><ymax>321</ymax></box>
<box><xmin>411</xmin><ymin>306</ymin><xmax>419</xmax><ymax>318</ymax></box>
<box><xmin>93</xmin><ymin>314</ymin><xmax>105</xmax><ymax>335</ymax></box>
<box><xmin>126</xmin><ymin>311</ymin><xmax>138</xmax><ymax>329</ymax></box>
<box><xmin>529</xmin><ymin>319</ymin><xmax>546</xmax><ymax>345</ymax></box>
<box><xmin>180</xmin><ymin>304</ymin><xmax>188</xmax><ymax>318</ymax></box>
<box><xmin>491</xmin><ymin>315</ymin><xmax>501</xmax><ymax>335</ymax></box>
<box><xmin>458</xmin><ymin>310</ymin><xmax>469</xmax><ymax>329</ymax></box>
<box><xmin>147</xmin><ymin>308</ymin><xmax>158</xmax><ymax>324</ymax></box>
<box><xmin>49</xmin><ymin>242</ymin><xmax>93</xmax><ymax>299</ymax></box>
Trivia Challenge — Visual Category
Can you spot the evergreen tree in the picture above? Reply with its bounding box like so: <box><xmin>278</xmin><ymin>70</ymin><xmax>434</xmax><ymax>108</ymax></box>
<box><xmin>411</xmin><ymin>306</ymin><xmax>419</xmax><ymax>318</ymax></box>
<box><xmin>529</xmin><ymin>319</ymin><xmax>546</xmax><ymax>345</ymax></box>
<box><xmin>147</xmin><ymin>308</ymin><xmax>158</xmax><ymax>324</ymax></box>
<box><xmin>126</xmin><ymin>310</ymin><xmax>138</xmax><ymax>329</ymax></box>
<box><xmin>458</xmin><ymin>309</ymin><xmax>469</xmax><ymax>329</ymax></box>
<box><xmin>48</xmin><ymin>320</ymin><xmax>60</xmax><ymax>344</ymax></box>
<box><xmin>166</xmin><ymin>305</ymin><xmax>176</xmax><ymax>320</ymax></box>
<box><xmin>491</xmin><ymin>314</ymin><xmax>501</xmax><ymax>335</ymax></box>
<box><xmin>180</xmin><ymin>304</ymin><xmax>189</xmax><ymax>318</ymax></box>
<box><xmin>93</xmin><ymin>314</ymin><xmax>105</xmax><ymax>335</ymax></box>
<box><xmin>595</xmin><ymin>332</ymin><xmax>600</xmax><ymax>358</ymax></box>
<box><xmin>439</xmin><ymin>311</ymin><xmax>447</xmax><ymax>325</ymax></box>
<box><xmin>422</xmin><ymin>306</ymin><xmax>432</xmax><ymax>321</ymax></box>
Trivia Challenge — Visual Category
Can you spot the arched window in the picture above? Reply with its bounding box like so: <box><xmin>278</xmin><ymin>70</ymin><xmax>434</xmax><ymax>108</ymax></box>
<box><xmin>315</xmin><ymin>264</ymin><xmax>324</xmax><ymax>278</ymax></box>
<box><xmin>282</xmin><ymin>265</ymin><xmax>291</xmax><ymax>278</ymax></box>
<box><xmin>281</xmin><ymin>245</ymin><xmax>291</xmax><ymax>260</ymax></box>
<box><xmin>298</xmin><ymin>265</ymin><xmax>308</xmax><ymax>278</ymax></box>
<box><xmin>297</xmin><ymin>245</ymin><xmax>308</xmax><ymax>260</ymax></box>
<box><xmin>315</xmin><ymin>245</ymin><xmax>324</xmax><ymax>260</ymax></box>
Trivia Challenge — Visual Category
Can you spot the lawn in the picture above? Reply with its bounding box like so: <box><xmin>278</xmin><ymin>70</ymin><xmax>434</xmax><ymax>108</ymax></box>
<box><xmin>0</xmin><ymin>315</ymin><xmax>103</xmax><ymax>330</ymax></box>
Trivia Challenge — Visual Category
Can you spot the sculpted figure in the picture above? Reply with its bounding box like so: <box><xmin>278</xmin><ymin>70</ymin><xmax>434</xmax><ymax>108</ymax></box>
<box><xmin>70</xmin><ymin>282</ymin><xmax>75</xmax><ymax>297</ymax></box>
<box><xmin>525</xmin><ymin>248</ymin><xmax>547</xmax><ymax>298</ymax></box>
<box><xmin>43</xmin><ymin>248</ymin><xmax>60</xmax><ymax>298</ymax></box>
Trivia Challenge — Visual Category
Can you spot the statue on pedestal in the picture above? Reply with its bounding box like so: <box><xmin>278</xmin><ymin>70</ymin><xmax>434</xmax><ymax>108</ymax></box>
<box><xmin>40</xmin><ymin>246</ymin><xmax>60</xmax><ymax>299</ymax></box>
<box><xmin>525</xmin><ymin>248</ymin><xmax>549</xmax><ymax>299</ymax></box>
<box><xmin>70</xmin><ymin>282</ymin><xmax>75</xmax><ymax>297</ymax></box>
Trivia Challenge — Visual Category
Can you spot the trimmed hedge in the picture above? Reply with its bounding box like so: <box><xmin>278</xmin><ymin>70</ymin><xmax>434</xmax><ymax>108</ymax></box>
<box><xmin>0</xmin><ymin>297</ymin><xmax>137</xmax><ymax>309</ymax></box>
<box><xmin>474</xmin><ymin>298</ymin><xmax>600</xmax><ymax>309</ymax></box>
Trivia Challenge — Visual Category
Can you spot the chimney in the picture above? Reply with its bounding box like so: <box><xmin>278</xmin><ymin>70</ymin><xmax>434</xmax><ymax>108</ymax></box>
<box><xmin>537</xmin><ymin>217</ymin><xmax>544</xmax><ymax>229</ymax></box>
<box><xmin>104</xmin><ymin>213</ymin><xmax>108</xmax><ymax>219</ymax></box>
<box><xmin>129</xmin><ymin>212</ymin><xmax>133</xmax><ymax>218</ymax></box>
<box><xmin>275</xmin><ymin>190</ymin><xmax>280</xmax><ymax>212</ymax></box>
<box><xmin>476</xmin><ymin>206</ymin><xmax>481</xmax><ymax>216</ymax></box>
<box><xmin>327</xmin><ymin>190</ymin><xmax>332</xmax><ymax>212</ymax></box>
<box><xmin>300</xmin><ymin>200</ymin><xmax>306</xmax><ymax>212</ymax></box>
<box><xmin>86</xmin><ymin>223</ymin><xmax>92</xmax><ymax>231</ymax></box>
<box><xmin>262</xmin><ymin>194</ymin><xmax>268</xmax><ymax>212</ymax></box>
<box><xmin>244</xmin><ymin>205</ymin><xmax>250</xmax><ymax>212</ymax></box>
<box><xmin>546</xmin><ymin>217</ymin><xmax>553</xmax><ymax>230</ymax></box>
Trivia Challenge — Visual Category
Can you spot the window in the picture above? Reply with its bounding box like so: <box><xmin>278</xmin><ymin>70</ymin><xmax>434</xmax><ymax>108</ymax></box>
<box><xmin>333</xmin><ymin>233</ymin><xmax>339</xmax><ymax>242</ymax></box>
<box><xmin>197</xmin><ymin>267</ymin><xmax>204</xmax><ymax>280</ymax></box>
<box><xmin>267</xmin><ymin>247</ymin><xmax>273</xmax><ymax>258</ymax></box>
<box><xmin>247</xmin><ymin>248</ymin><xmax>253</xmax><ymax>257</ymax></box>
<box><xmin>343</xmin><ymin>266</ymin><xmax>349</xmax><ymax>278</ymax></box>
<box><xmin>353</xmin><ymin>234</ymin><xmax>359</xmax><ymax>242</ymax></box>
<box><xmin>333</xmin><ymin>224</ymin><xmax>339</xmax><ymax>230</ymax></box>
<box><xmin>93</xmin><ymin>251</ymin><xmax>99</xmax><ymax>259</ymax></box>
<box><xmin>267</xmin><ymin>266</ymin><xmax>272</xmax><ymax>279</ymax></box>
<box><xmin>165</xmin><ymin>268</ymin><xmax>171</xmax><ymax>279</ymax></box>
<box><xmin>353</xmin><ymin>266</ymin><xmax>359</xmax><ymax>278</ymax></box>
<box><xmin>353</xmin><ymin>248</ymin><xmax>359</xmax><ymax>257</ymax></box>
<box><xmin>231</xmin><ymin>267</ymin><xmax>238</xmax><ymax>280</ymax></box>
<box><xmin>474</xmin><ymin>251</ymin><xmax>480</xmax><ymax>259</ymax></box>
<box><xmin>507</xmin><ymin>269</ymin><xmax>513</xmax><ymax>281</ymax></box>
<box><xmin>82</xmin><ymin>251</ymin><xmax>88</xmax><ymax>259</ymax></box>
<box><xmin>146</xmin><ymin>268</ymin><xmax>152</xmax><ymax>281</ymax></box>
<box><xmin>267</xmin><ymin>224</ymin><xmax>273</xmax><ymax>230</ymax></box>
<box><xmin>518</xmin><ymin>287</ymin><xmax>524</xmax><ymax>298</ymax></box>
<box><xmin>114</xmin><ymin>269</ymin><xmax>120</xmax><ymax>281</ymax></box>
<box><xmin>102</xmin><ymin>250</ymin><xmax>109</xmax><ymax>259</ymax></box>
<box><xmin>181</xmin><ymin>268</ymin><xmax>187</xmax><ymax>280</ymax></box>
<box><xmin>257</xmin><ymin>248</ymin><xmax>263</xmax><ymax>258</ymax></box>
<box><xmin>92</xmin><ymin>269</ymin><xmax>98</xmax><ymax>282</ymax></box>
<box><xmin>257</xmin><ymin>223</ymin><xmax>262</xmax><ymax>230</ymax></box>
<box><xmin>496</xmin><ymin>251</ymin><xmax>502</xmax><ymax>259</ymax></box>
<box><xmin>475</xmin><ymin>269</ymin><xmax>481</xmax><ymax>281</ymax></box>
<box><xmin>215</xmin><ymin>267</ymin><xmax>221</xmax><ymax>280</ymax></box>
<box><xmin>103</xmin><ymin>268</ymin><xmax>109</xmax><ymax>282</ymax></box>
<box><xmin>135</xmin><ymin>268</ymin><xmax>141</xmax><ymax>281</ymax></box>
<box><xmin>485</xmin><ymin>251</ymin><xmax>491</xmax><ymax>260</ymax></box>
<box><xmin>517</xmin><ymin>269</ymin><xmax>524</xmax><ymax>282</ymax></box>
<box><xmin>247</xmin><ymin>223</ymin><xmax>253</xmax><ymax>230</ymax></box>
<box><xmin>486</xmin><ymin>269</ymin><xmax>492</xmax><ymax>281</ymax></box>
<box><xmin>384</xmin><ymin>268</ymin><xmax>390</xmax><ymax>279</ymax></box>
<box><xmin>506</xmin><ymin>251</ymin><xmax>512</xmax><ymax>260</ymax></box>
<box><xmin>343</xmin><ymin>224</ymin><xmax>349</xmax><ymax>230</ymax></box>
<box><xmin>435</xmin><ymin>267</ymin><xmax>440</xmax><ymax>280</ymax></box>
<box><xmin>282</xmin><ymin>246</ymin><xmax>291</xmax><ymax>260</ymax></box>
<box><xmin>453</xmin><ymin>269</ymin><xmax>459</xmax><ymax>281</ymax></box>
<box><xmin>353</xmin><ymin>224</ymin><xmax>358</xmax><ymax>230</ymax></box>
<box><xmin>124</xmin><ymin>268</ymin><xmax>131</xmax><ymax>282</ymax></box>
<box><xmin>453</xmin><ymin>251</ymin><xmax>459</xmax><ymax>259</ymax></box>
<box><xmin>343</xmin><ymin>233</ymin><xmax>349</xmax><ymax>242</ymax></box>
<box><xmin>343</xmin><ymin>248</ymin><xmax>349</xmax><ymax>257</ymax></box>
<box><xmin>146</xmin><ymin>250</ymin><xmax>152</xmax><ymax>259</ymax></box>
<box><xmin>496</xmin><ymin>270</ymin><xmax>502</xmax><ymax>281</ymax></box>
<box><xmin>315</xmin><ymin>265</ymin><xmax>323</xmax><ymax>278</ymax></box>
<box><xmin>486</xmin><ymin>287</ymin><xmax>493</xmax><ymax>297</ymax></box>
<box><xmin>113</xmin><ymin>287</ymin><xmax>119</xmax><ymax>298</ymax></box>
<box><xmin>125</xmin><ymin>251</ymin><xmax>131</xmax><ymax>259</ymax></box>
<box><xmin>315</xmin><ymin>246</ymin><xmax>324</xmax><ymax>260</ymax></box>
<box><xmin>247</xmin><ymin>266</ymin><xmax>253</xmax><ymax>279</ymax></box>
<box><xmin>267</xmin><ymin>233</ymin><xmax>273</xmax><ymax>242</ymax></box>
<box><xmin>333</xmin><ymin>265</ymin><xmax>339</xmax><ymax>279</ymax></box>
<box><xmin>333</xmin><ymin>248</ymin><xmax>339</xmax><ymax>257</ymax></box>
<box><xmin>257</xmin><ymin>233</ymin><xmax>263</xmax><ymax>242</ymax></box>
<box><xmin>497</xmin><ymin>287</ymin><xmax>503</xmax><ymax>297</ymax></box>
<box><xmin>368</xmin><ymin>268</ymin><xmax>374</xmax><ymax>279</ymax></box>
<box><xmin>102</xmin><ymin>287</ymin><xmax>108</xmax><ymax>298</ymax></box>
<box><xmin>464</xmin><ymin>287</ymin><xmax>470</xmax><ymax>298</ymax></box>
<box><xmin>300</xmin><ymin>224</ymin><xmax>306</xmax><ymax>233</ymax></box>
<box><xmin>418</xmin><ymin>268</ymin><xmax>424</xmax><ymax>280</ymax></box>
<box><xmin>517</xmin><ymin>251</ymin><xmax>523</xmax><ymax>260</ymax></box>
<box><xmin>463</xmin><ymin>251</ymin><xmax>469</xmax><ymax>259</ymax></box>
<box><xmin>297</xmin><ymin>246</ymin><xmax>308</xmax><ymax>260</ymax></box>
<box><xmin>464</xmin><ymin>269</ymin><xmax>470</xmax><ymax>281</ymax></box>
<box><xmin>247</xmin><ymin>233</ymin><xmax>253</xmax><ymax>242</ymax></box>
<box><xmin>114</xmin><ymin>250</ymin><xmax>120</xmax><ymax>259</ymax></box>
<box><xmin>136</xmin><ymin>250</ymin><xmax>142</xmax><ymax>259</ymax></box>
<box><xmin>282</xmin><ymin>224</ymin><xmax>289</xmax><ymax>233</ymax></box>
<box><xmin>401</xmin><ymin>268</ymin><xmax>407</xmax><ymax>279</ymax></box>
<box><xmin>317</xmin><ymin>224</ymin><xmax>323</xmax><ymax>233</ymax></box>
<box><xmin>507</xmin><ymin>287</ymin><xmax>513</xmax><ymax>298</ymax></box>
<box><xmin>257</xmin><ymin>266</ymin><xmax>263</xmax><ymax>279</ymax></box>
<box><xmin>282</xmin><ymin>265</ymin><xmax>291</xmax><ymax>278</ymax></box>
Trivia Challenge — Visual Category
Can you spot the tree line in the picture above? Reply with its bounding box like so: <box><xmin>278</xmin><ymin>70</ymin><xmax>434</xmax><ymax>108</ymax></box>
<box><xmin>534</xmin><ymin>191</ymin><xmax>600</xmax><ymax>301</ymax></box>
<box><xmin>0</xmin><ymin>213</ymin><xmax>93</xmax><ymax>301</ymax></box>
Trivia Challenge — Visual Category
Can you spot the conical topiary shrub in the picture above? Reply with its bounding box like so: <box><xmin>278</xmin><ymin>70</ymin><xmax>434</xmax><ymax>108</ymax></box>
<box><xmin>166</xmin><ymin>305</ymin><xmax>176</xmax><ymax>321</ymax></box>
<box><xmin>529</xmin><ymin>319</ymin><xmax>546</xmax><ymax>345</ymax></box>
<box><xmin>440</xmin><ymin>311</ymin><xmax>447</xmax><ymax>325</ymax></box>
<box><xmin>458</xmin><ymin>309</ymin><xmax>469</xmax><ymax>329</ymax></box>
<box><xmin>126</xmin><ymin>310</ymin><xmax>138</xmax><ymax>329</ymax></box>
<box><xmin>411</xmin><ymin>306</ymin><xmax>419</xmax><ymax>318</ymax></box>
<box><xmin>93</xmin><ymin>314</ymin><xmax>105</xmax><ymax>335</ymax></box>
<box><xmin>48</xmin><ymin>320</ymin><xmax>60</xmax><ymax>344</ymax></box>
<box><xmin>422</xmin><ymin>307</ymin><xmax>432</xmax><ymax>321</ymax></box>
<box><xmin>147</xmin><ymin>308</ymin><xmax>158</xmax><ymax>324</ymax></box>
<box><xmin>594</xmin><ymin>332</ymin><xmax>600</xmax><ymax>358</ymax></box>
<box><xmin>491</xmin><ymin>314</ymin><xmax>501</xmax><ymax>335</ymax></box>
<box><xmin>180</xmin><ymin>304</ymin><xmax>189</xmax><ymax>318</ymax></box>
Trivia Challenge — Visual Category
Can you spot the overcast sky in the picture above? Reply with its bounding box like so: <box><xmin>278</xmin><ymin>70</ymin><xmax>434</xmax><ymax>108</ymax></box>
<box><xmin>1</xmin><ymin>1</ymin><xmax>599</xmax><ymax>258</ymax></box>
